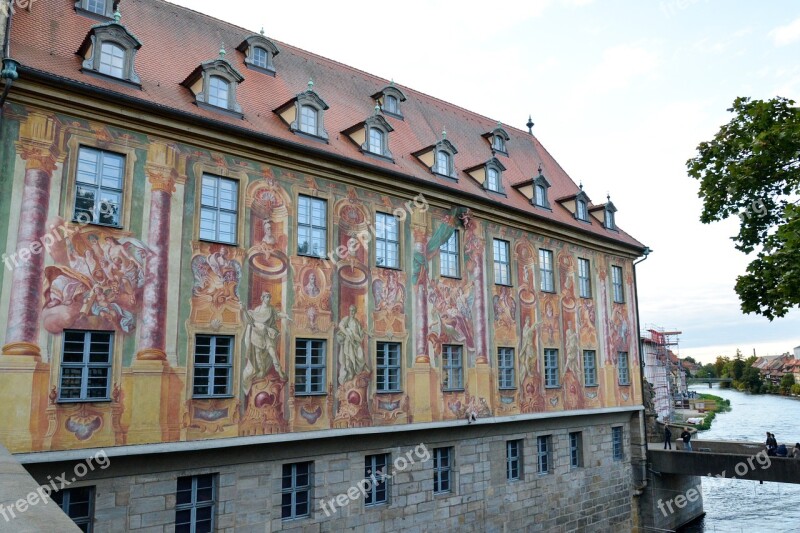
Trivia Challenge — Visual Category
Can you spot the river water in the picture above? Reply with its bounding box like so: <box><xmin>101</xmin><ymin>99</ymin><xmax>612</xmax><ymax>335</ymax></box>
<box><xmin>679</xmin><ymin>386</ymin><xmax>800</xmax><ymax>533</ymax></box>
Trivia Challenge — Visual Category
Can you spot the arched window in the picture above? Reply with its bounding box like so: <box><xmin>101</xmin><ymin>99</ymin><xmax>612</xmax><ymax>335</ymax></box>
<box><xmin>99</xmin><ymin>42</ymin><xmax>125</xmax><ymax>78</ymax></box>
<box><xmin>487</xmin><ymin>168</ymin><xmax>500</xmax><ymax>192</ymax></box>
<box><xmin>492</xmin><ymin>135</ymin><xmax>506</xmax><ymax>152</ymax></box>
<box><xmin>368</xmin><ymin>128</ymin><xmax>384</xmax><ymax>155</ymax></box>
<box><xmin>207</xmin><ymin>76</ymin><xmax>230</xmax><ymax>109</ymax></box>
<box><xmin>384</xmin><ymin>95</ymin><xmax>398</xmax><ymax>114</ymax></box>
<box><xmin>252</xmin><ymin>47</ymin><xmax>268</xmax><ymax>69</ymax></box>
<box><xmin>436</xmin><ymin>150</ymin><xmax>450</xmax><ymax>176</ymax></box>
<box><xmin>299</xmin><ymin>105</ymin><xmax>318</xmax><ymax>135</ymax></box>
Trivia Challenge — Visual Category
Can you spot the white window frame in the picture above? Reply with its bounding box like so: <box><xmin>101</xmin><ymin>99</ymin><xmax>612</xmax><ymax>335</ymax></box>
<box><xmin>192</xmin><ymin>335</ymin><xmax>233</xmax><ymax>398</ymax></box>
<box><xmin>618</xmin><ymin>351</ymin><xmax>630</xmax><ymax>385</ymax></box>
<box><xmin>98</xmin><ymin>41</ymin><xmax>125</xmax><ymax>78</ymax></box>
<box><xmin>435</xmin><ymin>150</ymin><xmax>451</xmax><ymax>176</ymax></box>
<box><xmin>59</xmin><ymin>330</ymin><xmax>113</xmax><ymax>402</ymax></box>
<box><xmin>486</xmin><ymin>167</ymin><xmax>501</xmax><ymax>192</ymax></box>
<box><xmin>578</xmin><ymin>258</ymin><xmax>592</xmax><ymax>298</ymax></box>
<box><xmin>199</xmin><ymin>174</ymin><xmax>239</xmax><ymax>244</ymax></box>
<box><xmin>175</xmin><ymin>474</ymin><xmax>217</xmax><ymax>533</ymax></box>
<box><xmin>576</xmin><ymin>199</ymin><xmax>588</xmax><ymax>221</ymax></box>
<box><xmin>493</xmin><ymin>239</ymin><xmax>511</xmax><ymax>286</ymax></box>
<box><xmin>539</xmin><ymin>249</ymin><xmax>555</xmax><ymax>292</ymax></box>
<box><xmin>612</xmin><ymin>265</ymin><xmax>625</xmax><ymax>303</ymax></box>
<box><xmin>294</xmin><ymin>339</ymin><xmax>326</xmax><ymax>395</ymax></box>
<box><xmin>442</xmin><ymin>345</ymin><xmax>464</xmax><ymax>391</ymax></box>
<box><xmin>297</xmin><ymin>195</ymin><xmax>327</xmax><ymax>258</ymax></box>
<box><xmin>440</xmin><ymin>231</ymin><xmax>460</xmax><ymax>278</ymax></box>
<box><xmin>299</xmin><ymin>105</ymin><xmax>318</xmax><ymax>136</ymax></box>
<box><xmin>375</xmin><ymin>212</ymin><xmax>399</xmax><ymax>268</ymax></box>
<box><xmin>207</xmin><ymin>75</ymin><xmax>231</xmax><ymax>109</ymax></box>
<box><xmin>544</xmin><ymin>348</ymin><xmax>559</xmax><ymax>388</ymax></box>
<box><xmin>252</xmin><ymin>46</ymin><xmax>269</xmax><ymax>69</ymax></box>
<box><xmin>73</xmin><ymin>146</ymin><xmax>125</xmax><ymax>227</ymax></box>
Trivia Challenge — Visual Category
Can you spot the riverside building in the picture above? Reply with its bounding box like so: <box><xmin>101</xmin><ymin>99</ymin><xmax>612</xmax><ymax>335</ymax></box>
<box><xmin>0</xmin><ymin>1</ymin><xmax>648</xmax><ymax>530</ymax></box>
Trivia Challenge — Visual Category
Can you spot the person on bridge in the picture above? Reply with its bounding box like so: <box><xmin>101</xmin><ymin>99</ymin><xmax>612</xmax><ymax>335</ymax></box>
<box><xmin>792</xmin><ymin>443</ymin><xmax>800</xmax><ymax>459</ymax></box>
<box><xmin>664</xmin><ymin>424</ymin><xmax>672</xmax><ymax>450</ymax></box>
<box><xmin>680</xmin><ymin>427</ymin><xmax>692</xmax><ymax>451</ymax></box>
<box><xmin>766</xmin><ymin>432</ymin><xmax>778</xmax><ymax>456</ymax></box>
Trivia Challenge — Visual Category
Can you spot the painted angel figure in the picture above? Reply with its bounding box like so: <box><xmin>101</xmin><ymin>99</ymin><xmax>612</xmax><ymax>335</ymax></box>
<box><xmin>373</xmin><ymin>271</ymin><xmax>404</xmax><ymax>312</ymax></box>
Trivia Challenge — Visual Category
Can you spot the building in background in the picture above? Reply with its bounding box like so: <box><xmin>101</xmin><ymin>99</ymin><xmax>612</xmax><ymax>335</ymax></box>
<box><xmin>641</xmin><ymin>327</ymin><xmax>683</xmax><ymax>422</ymax></box>
<box><xmin>0</xmin><ymin>0</ymin><xmax>648</xmax><ymax>530</ymax></box>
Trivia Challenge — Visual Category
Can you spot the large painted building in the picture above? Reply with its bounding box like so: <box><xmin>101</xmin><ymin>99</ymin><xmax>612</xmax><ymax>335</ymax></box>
<box><xmin>0</xmin><ymin>1</ymin><xmax>648</xmax><ymax>531</ymax></box>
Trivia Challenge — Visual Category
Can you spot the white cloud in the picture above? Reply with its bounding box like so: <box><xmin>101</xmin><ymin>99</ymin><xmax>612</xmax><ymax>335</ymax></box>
<box><xmin>769</xmin><ymin>17</ymin><xmax>800</xmax><ymax>47</ymax></box>
<box><xmin>582</xmin><ymin>44</ymin><xmax>659</xmax><ymax>93</ymax></box>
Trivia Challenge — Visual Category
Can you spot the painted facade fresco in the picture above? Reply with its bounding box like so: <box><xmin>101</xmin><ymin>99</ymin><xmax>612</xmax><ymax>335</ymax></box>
<box><xmin>0</xmin><ymin>105</ymin><xmax>641</xmax><ymax>453</ymax></box>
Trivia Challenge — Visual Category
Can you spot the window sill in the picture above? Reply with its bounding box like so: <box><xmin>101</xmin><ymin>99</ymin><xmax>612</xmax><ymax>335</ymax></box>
<box><xmin>618</xmin><ymin>383</ymin><xmax>631</xmax><ymax>387</ymax></box>
<box><xmin>199</xmin><ymin>237</ymin><xmax>239</xmax><ymax>247</ymax></box>
<box><xmin>495</xmin><ymin>282</ymin><xmax>513</xmax><ymax>288</ymax></box>
<box><xmin>297</xmin><ymin>251</ymin><xmax>329</xmax><ymax>260</ymax></box>
<box><xmin>432</xmin><ymin>171</ymin><xmax>459</xmax><ymax>182</ymax></box>
<box><xmin>575</xmin><ymin>218</ymin><xmax>592</xmax><ymax>224</ymax></box>
<box><xmin>71</xmin><ymin>219</ymin><xmax>124</xmax><ymax>230</ymax></box>
<box><xmin>613</xmin><ymin>301</ymin><xmax>626</xmax><ymax>305</ymax></box>
<box><xmin>485</xmin><ymin>188</ymin><xmax>507</xmax><ymax>198</ymax></box>
<box><xmin>292</xmin><ymin>130</ymin><xmax>329</xmax><ymax>144</ymax></box>
<box><xmin>196</xmin><ymin>101</ymin><xmax>244</xmax><ymax>120</ymax></box>
<box><xmin>442</xmin><ymin>388</ymin><xmax>465</xmax><ymax>393</ymax></box>
<box><xmin>74</xmin><ymin>7</ymin><xmax>113</xmax><ymax>21</ymax></box>
<box><xmin>244</xmin><ymin>63</ymin><xmax>277</xmax><ymax>77</ymax></box>
<box><xmin>579</xmin><ymin>295</ymin><xmax>593</xmax><ymax>300</ymax></box>
<box><xmin>376</xmin><ymin>264</ymin><xmax>402</xmax><ymax>271</ymax></box>
<box><xmin>80</xmin><ymin>69</ymin><xmax>143</xmax><ymax>89</ymax></box>
<box><xmin>440</xmin><ymin>274</ymin><xmax>462</xmax><ymax>280</ymax></box>
<box><xmin>362</xmin><ymin>150</ymin><xmax>394</xmax><ymax>163</ymax></box>
<box><xmin>57</xmin><ymin>398</ymin><xmax>112</xmax><ymax>404</ymax></box>
<box><xmin>499</xmin><ymin>387</ymin><xmax>518</xmax><ymax>391</ymax></box>
<box><xmin>191</xmin><ymin>394</ymin><xmax>235</xmax><ymax>400</ymax></box>
<box><xmin>540</xmin><ymin>289</ymin><xmax>557</xmax><ymax>294</ymax></box>
<box><xmin>532</xmin><ymin>204</ymin><xmax>552</xmax><ymax>211</ymax></box>
<box><xmin>584</xmin><ymin>384</ymin><xmax>599</xmax><ymax>388</ymax></box>
<box><xmin>375</xmin><ymin>390</ymin><xmax>403</xmax><ymax>395</ymax></box>
<box><xmin>294</xmin><ymin>392</ymin><xmax>328</xmax><ymax>397</ymax></box>
<box><xmin>382</xmin><ymin>110</ymin><xmax>403</xmax><ymax>121</ymax></box>
<box><xmin>545</xmin><ymin>385</ymin><xmax>561</xmax><ymax>390</ymax></box>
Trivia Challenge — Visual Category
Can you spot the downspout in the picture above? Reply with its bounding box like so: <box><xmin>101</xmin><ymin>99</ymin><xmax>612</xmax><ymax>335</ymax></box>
<box><xmin>0</xmin><ymin>0</ymin><xmax>19</xmax><ymax>122</ymax></box>
<box><xmin>632</xmin><ymin>246</ymin><xmax>652</xmax><ymax>494</ymax></box>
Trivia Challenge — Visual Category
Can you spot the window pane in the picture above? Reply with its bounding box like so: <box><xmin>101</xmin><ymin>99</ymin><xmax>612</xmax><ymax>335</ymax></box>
<box><xmin>208</xmin><ymin>76</ymin><xmax>230</xmax><ymax>108</ymax></box>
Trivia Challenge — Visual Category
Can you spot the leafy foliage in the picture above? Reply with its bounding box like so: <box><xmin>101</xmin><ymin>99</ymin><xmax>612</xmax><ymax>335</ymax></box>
<box><xmin>687</xmin><ymin>97</ymin><xmax>800</xmax><ymax>319</ymax></box>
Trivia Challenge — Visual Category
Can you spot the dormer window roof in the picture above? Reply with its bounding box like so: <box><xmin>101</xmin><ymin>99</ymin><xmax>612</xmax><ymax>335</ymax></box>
<box><xmin>465</xmin><ymin>157</ymin><xmax>506</xmax><ymax>194</ymax></box>
<box><xmin>589</xmin><ymin>195</ymin><xmax>618</xmax><ymax>231</ymax></box>
<box><xmin>512</xmin><ymin>166</ymin><xmax>551</xmax><ymax>209</ymax></box>
<box><xmin>483</xmin><ymin>124</ymin><xmax>510</xmax><ymax>155</ymax></box>
<box><xmin>556</xmin><ymin>185</ymin><xmax>593</xmax><ymax>223</ymax></box>
<box><xmin>413</xmin><ymin>132</ymin><xmax>458</xmax><ymax>179</ymax></box>
<box><xmin>181</xmin><ymin>47</ymin><xmax>245</xmax><ymax>117</ymax></box>
<box><xmin>236</xmin><ymin>31</ymin><xmax>280</xmax><ymax>76</ymax></box>
<box><xmin>371</xmin><ymin>84</ymin><xmax>407</xmax><ymax>119</ymax></box>
<box><xmin>75</xmin><ymin>0</ymin><xmax>116</xmax><ymax>20</ymax></box>
<box><xmin>343</xmin><ymin>106</ymin><xmax>394</xmax><ymax>160</ymax></box>
<box><xmin>77</xmin><ymin>10</ymin><xmax>142</xmax><ymax>85</ymax></box>
<box><xmin>275</xmin><ymin>80</ymin><xmax>330</xmax><ymax>141</ymax></box>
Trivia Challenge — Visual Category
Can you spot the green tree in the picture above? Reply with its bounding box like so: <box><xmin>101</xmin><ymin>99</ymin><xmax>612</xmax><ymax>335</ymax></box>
<box><xmin>687</xmin><ymin>97</ymin><xmax>800</xmax><ymax>320</ymax></box>
<box><xmin>731</xmin><ymin>350</ymin><xmax>746</xmax><ymax>380</ymax></box>
<box><xmin>780</xmin><ymin>373</ymin><xmax>796</xmax><ymax>394</ymax></box>
<box><xmin>714</xmin><ymin>356</ymin><xmax>729</xmax><ymax>378</ymax></box>
<box><xmin>741</xmin><ymin>366</ymin><xmax>764</xmax><ymax>393</ymax></box>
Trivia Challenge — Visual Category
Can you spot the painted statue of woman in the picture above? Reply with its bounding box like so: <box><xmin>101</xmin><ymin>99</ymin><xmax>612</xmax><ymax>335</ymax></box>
<box><xmin>336</xmin><ymin>305</ymin><xmax>367</xmax><ymax>384</ymax></box>
<box><xmin>243</xmin><ymin>291</ymin><xmax>290</xmax><ymax>392</ymax></box>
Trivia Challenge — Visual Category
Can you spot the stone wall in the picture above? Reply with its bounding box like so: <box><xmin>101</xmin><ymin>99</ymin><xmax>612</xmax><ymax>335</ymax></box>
<box><xmin>22</xmin><ymin>412</ymin><xmax>638</xmax><ymax>532</ymax></box>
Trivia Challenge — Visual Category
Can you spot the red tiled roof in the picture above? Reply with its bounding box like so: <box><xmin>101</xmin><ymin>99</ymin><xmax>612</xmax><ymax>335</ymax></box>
<box><xmin>9</xmin><ymin>0</ymin><xmax>644</xmax><ymax>249</ymax></box>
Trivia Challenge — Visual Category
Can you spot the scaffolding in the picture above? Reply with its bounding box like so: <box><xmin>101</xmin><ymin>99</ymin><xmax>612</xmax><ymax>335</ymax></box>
<box><xmin>641</xmin><ymin>325</ymin><xmax>682</xmax><ymax>423</ymax></box>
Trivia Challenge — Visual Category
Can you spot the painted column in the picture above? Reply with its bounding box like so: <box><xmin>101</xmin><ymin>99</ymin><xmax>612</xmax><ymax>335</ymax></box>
<box><xmin>412</xmin><ymin>226</ymin><xmax>429</xmax><ymax>363</ymax></box>
<box><xmin>2</xmin><ymin>112</ymin><xmax>61</xmax><ymax>358</ymax></box>
<box><xmin>135</xmin><ymin>142</ymin><xmax>185</xmax><ymax>360</ymax></box>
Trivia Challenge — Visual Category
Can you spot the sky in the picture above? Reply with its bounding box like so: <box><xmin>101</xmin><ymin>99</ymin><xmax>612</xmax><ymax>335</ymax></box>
<box><xmin>167</xmin><ymin>0</ymin><xmax>800</xmax><ymax>364</ymax></box>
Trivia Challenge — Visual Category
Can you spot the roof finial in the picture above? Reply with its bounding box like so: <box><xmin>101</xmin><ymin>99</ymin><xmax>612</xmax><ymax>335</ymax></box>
<box><xmin>307</xmin><ymin>78</ymin><xmax>314</xmax><ymax>92</ymax></box>
<box><xmin>579</xmin><ymin>181</ymin><xmax>584</xmax><ymax>191</ymax></box>
<box><xmin>537</xmin><ymin>162</ymin><xmax>543</xmax><ymax>175</ymax></box>
<box><xmin>374</xmin><ymin>103</ymin><xmax>381</xmax><ymax>115</ymax></box>
<box><xmin>219</xmin><ymin>41</ymin><xmax>226</xmax><ymax>58</ymax></box>
<box><xmin>113</xmin><ymin>9</ymin><xmax>121</xmax><ymax>23</ymax></box>
<box><xmin>389</xmin><ymin>78</ymin><xmax>395</xmax><ymax>86</ymax></box>
<box><xmin>260</xmin><ymin>27</ymin><xmax>266</xmax><ymax>36</ymax></box>
<box><xmin>607</xmin><ymin>193</ymin><xmax>611</xmax><ymax>202</ymax></box>
<box><xmin>526</xmin><ymin>115</ymin><xmax>534</xmax><ymax>135</ymax></box>
<box><xmin>442</xmin><ymin>128</ymin><xmax>447</xmax><ymax>140</ymax></box>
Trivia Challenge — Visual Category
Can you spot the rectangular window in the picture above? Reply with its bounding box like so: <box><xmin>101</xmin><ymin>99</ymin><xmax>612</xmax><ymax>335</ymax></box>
<box><xmin>376</xmin><ymin>342</ymin><xmax>401</xmax><ymax>393</ymax></box>
<box><xmin>537</xmin><ymin>435</ymin><xmax>551</xmax><ymax>474</ymax></box>
<box><xmin>539</xmin><ymin>249</ymin><xmax>555</xmax><ymax>292</ymax></box>
<box><xmin>74</xmin><ymin>146</ymin><xmax>124</xmax><ymax>227</ymax></box>
<box><xmin>86</xmin><ymin>0</ymin><xmax>106</xmax><ymax>15</ymax></box>
<box><xmin>297</xmin><ymin>195</ymin><xmax>327</xmax><ymax>258</ymax></box>
<box><xmin>506</xmin><ymin>440</ymin><xmax>523</xmax><ymax>481</ymax></box>
<box><xmin>618</xmin><ymin>351</ymin><xmax>630</xmax><ymax>385</ymax></box>
<box><xmin>200</xmin><ymin>174</ymin><xmax>238</xmax><ymax>244</ymax></box>
<box><xmin>364</xmin><ymin>454</ymin><xmax>389</xmax><ymax>506</ymax></box>
<box><xmin>612</xmin><ymin>427</ymin><xmax>624</xmax><ymax>461</ymax></box>
<box><xmin>544</xmin><ymin>348</ymin><xmax>559</xmax><ymax>388</ymax></box>
<box><xmin>583</xmin><ymin>350</ymin><xmax>597</xmax><ymax>387</ymax></box>
<box><xmin>612</xmin><ymin>265</ymin><xmax>625</xmax><ymax>303</ymax></box>
<box><xmin>569</xmin><ymin>432</ymin><xmax>583</xmax><ymax>469</ymax></box>
<box><xmin>497</xmin><ymin>347</ymin><xmax>516</xmax><ymax>390</ymax></box>
<box><xmin>59</xmin><ymin>330</ymin><xmax>113</xmax><ymax>401</ymax></box>
<box><xmin>192</xmin><ymin>335</ymin><xmax>233</xmax><ymax>398</ymax></box>
<box><xmin>442</xmin><ymin>345</ymin><xmax>464</xmax><ymax>390</ymax></box>
<box><xmin>281</xmin><ymin>462</ymin><xmax>312</xmax><ymax>520</ymax></box>
<box><xmin>433</xmin><ymin>447</ymin><xmax>452</xmax><ymax>494</ymax></box>
<box><xmin>439</xmin><ymin>231</ymin><xmax>460</xmax><ymax>278</ymax></box>
<box><xmin>295</xmin><ymin>339</ymin><xmax>326</xmax><ymax>395</ymax></box>
<box><xmin>493</xmin><ymin>239</ymin><xmax>511</xmax><ymax>286</ymax></box>
<box><xmin>175</xmin><ymin>474</ymin><xmax>216</xmax><ymax>533</ymax></box>
<box><xmin>375</xmin><ymin>212</ymin><xmax>400</xmax><ymax>268</ymax></box>
<box><xmin>578</xmin><ymin>258</ymin><xmax>592</xmax><ymax>298</ymax></box>
<box><xmin>52</xmin><ymin>486</ymin><xmax>94</xmax><ymax>532</ymax></box>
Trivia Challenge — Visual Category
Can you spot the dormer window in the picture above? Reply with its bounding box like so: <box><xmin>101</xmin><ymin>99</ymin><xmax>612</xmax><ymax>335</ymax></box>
<box><xmin>589</xmin><ymin>195</ymin><xmax>617</xmax><ymax>230</ymax></box>
<box><xmin>535</xmin><ymin>184</ymin><xmax>547</xmax><ymax>207</ymax></box>
<box><xmin>576</xmin><ymin>198</ymin><xmax>588</xmax><ymax>221</ymax></box>
<box><xmin>414</xmin><ymin>135</ymin><xmax>457</xmax><ymax>179</ymax></box>
<box><xmin>372</xmin><ymin>84</ymin><xmax>407</xmax><ymax>119</ymax></box>
<box><xmin>182</xmin><ymin>50</ymin><xmax>245</xmax><ymax>117</ymax></box>
<box><xmin>78</xmin><ymin>12</ymin><xmax>142</xmax><ymax>85</ymax></box>
<box><xmin>572</xmin><ymin>187</ymin><xmax>591</xmax><ymax>223</ymax></box>
<box><xmin>483</xmin><ymin>125</ymin><xmax>510</xmax><ymax>155</ymax></box>
<box><xmin>275</xmin><ymin>81</ymin><xmax>330</xmax><ymax>141</ymax></box>
<box><xmin>343</xmin><ymin>108</ymin><xmax>393</xmax><ymax>159</ymax></box>
<box><xmin>469</xmin><ymin>158</ymin><xmax>505</xmax><ymax>194</ymax></box>
<box><xmin>435</xmin><ymin>150</ymin><xmax>451</xmax><ymax>176</ymax></box>
<box><xmin>75</xmin><ymin>0</ymin><xmax>115</xmax><ymax>20</ymax></box>
<box><xmin>368</xmin><ymin>128</ymin><xmax>384</xmax><ymax>155</ymax></box>
<box><xmin>237</xmin><ymin>33</ymin><xmax>280</xmax><ymax>76</ymax></box>
<box><xmin>533</xmin><ymin>172</ymin><xmax>551</xmax><ymax>209</ymax></box>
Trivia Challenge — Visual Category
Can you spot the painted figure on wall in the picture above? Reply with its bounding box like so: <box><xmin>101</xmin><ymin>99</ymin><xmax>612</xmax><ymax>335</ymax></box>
<box><xmin>242</xmin><ymin>291</ymin><xmax>291</xmax><ymax>390</ymax></box>
<box><xmin>191</xmin><ymin>246</ymin><xmax>241</xmax><ymax>306</ymax></box>
<box><xmin>337</xmin><ymin>305</ymin><xmax>368</xmax><ymax>384</ymax></box>
<box><xmin>304</xmin><ymin>272</ymin><xmax>321</xmax><ymax>298</ymax></box>
<box><xmin>43</xmin><ymin>227</ymin><xmax>149</xmax><ymax>334</ymax></box>
<box><xmin>519</xmin><ymin>315</ymin><xmax>537</xmax><ymax>381</ymax></box>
